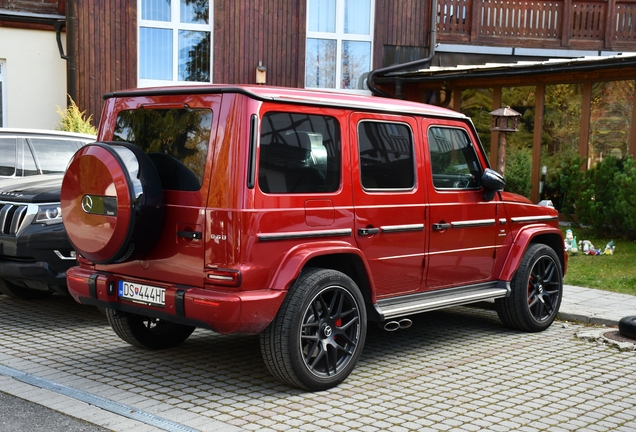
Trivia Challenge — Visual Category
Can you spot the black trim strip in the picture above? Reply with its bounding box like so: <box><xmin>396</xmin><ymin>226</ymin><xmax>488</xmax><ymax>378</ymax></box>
<box><xmin>175</xmin><ymin>289</ymin><xmax>186</xmax><ymax>317</ymax></box>
<box><xmin>88</xmin><ymin>274</ymin><xmax>98</xmax><ymax>300</ymax></box>
<box><xmin>258</xmin><ymin>228</ymin><xmax>352</xmax><ymax>242</ymax></box>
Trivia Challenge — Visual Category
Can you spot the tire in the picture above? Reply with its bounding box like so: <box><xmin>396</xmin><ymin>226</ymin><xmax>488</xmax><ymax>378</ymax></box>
<box><xmin>61</xmin><ymin>142</ymin><xmax>164</xmax><ymax>264</ymax></box>
<box><xmin>618</xmin><ymin>316</ymin><xmax>636</xmax><ymax>340</ymax></box>
<box><xmin>260</xmin><ymin>268</ymin><xmax>367</xmax><ymax>391</ymax></box>
<box><xmin>0</xmin><ymin>278</ymin><xmax>53</xmax><ymax>300</ymax></box>
<box><xmin>105</xmin><ymin>309</ymin><xmax>195</xmax><ymax>349</ymax></box>
<box><xmin>496</xmin><ymin>243</ymin><xmax>563</xmax><ymax>332</ymax></box>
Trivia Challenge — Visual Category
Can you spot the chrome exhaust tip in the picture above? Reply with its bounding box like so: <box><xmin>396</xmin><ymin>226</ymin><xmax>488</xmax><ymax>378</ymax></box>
<box><xmin>383</xmin><ymin>321</ymin><xmax>401</xmax><ymax>331</ymax></box>
<box><xmin>399</xmin><ymin>318</ymin><xmax>413</xmax><ymax>329</ymax></box>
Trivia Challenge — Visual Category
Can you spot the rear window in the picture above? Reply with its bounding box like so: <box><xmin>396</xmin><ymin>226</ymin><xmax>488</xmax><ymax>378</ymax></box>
<box><xmin>113</xmin><ymin>108</ymin><xmax>212</xmax><ymax>191</ymax></box>
<box><xmin>259</xmin><ymin>112</ymin><xmax>340</xmax><ymax>194</ymax></box>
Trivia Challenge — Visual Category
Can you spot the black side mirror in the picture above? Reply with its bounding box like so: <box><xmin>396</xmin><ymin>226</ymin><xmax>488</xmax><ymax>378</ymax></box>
<box><xmin>482</xmin><ymin>168</ymin><xmax>505</xmax><ymax>201</ymax></box>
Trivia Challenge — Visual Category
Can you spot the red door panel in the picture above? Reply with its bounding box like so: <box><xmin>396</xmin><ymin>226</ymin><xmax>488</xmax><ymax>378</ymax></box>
<box><xmin>351</xmin><ymin>113</ymin><xmax>426</xmax><ymax>298</ymax></box>
<box><xmin>422</xmin><ymin>120</ymin><xmax>499</xmax><ymax>289</ymax></box>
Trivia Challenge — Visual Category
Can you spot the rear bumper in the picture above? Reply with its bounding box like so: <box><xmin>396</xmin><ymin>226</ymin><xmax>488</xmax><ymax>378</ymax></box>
<box><xmin>66</xmin><ymin>266</ymin><xmax>287</xmax><ymax>334</ymax></box>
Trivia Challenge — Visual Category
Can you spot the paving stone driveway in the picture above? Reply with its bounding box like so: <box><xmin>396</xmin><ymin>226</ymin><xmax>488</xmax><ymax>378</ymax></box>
<box><xmin>0</xmin><ymin>294</ymin><xmax>635</xmax><ymax>432</ymax></box>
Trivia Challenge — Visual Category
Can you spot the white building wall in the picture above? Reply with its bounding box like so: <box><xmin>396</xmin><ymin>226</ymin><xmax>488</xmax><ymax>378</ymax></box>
<box><xmin>0</xmin><ymin>27</ymin><xmax>67</xmax><ymax>129</ymax></box>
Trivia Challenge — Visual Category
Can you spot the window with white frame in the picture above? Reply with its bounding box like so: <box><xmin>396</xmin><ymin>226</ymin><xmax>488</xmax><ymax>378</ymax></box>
<box><xmin>0</xmin><ymin>60</ymin><xmax>6</xmax><ymax>127</ymax></box>
<box><xmin>305</xmin><ymin>0</ymin><xmax>374</xmax><ymax>92</ymax></box>
<box><xmin>138</xmin><ymin>0</ymin><xmax>213</xmax><ymax>87</ymax></box>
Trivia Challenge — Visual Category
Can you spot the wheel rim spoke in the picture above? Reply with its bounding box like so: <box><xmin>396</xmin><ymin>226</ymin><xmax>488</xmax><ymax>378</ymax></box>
<box><xmin>300</xmin><ymin>285</ymin><xmax>361</xmax><ymax>378</ymax></box>
<box><xmin>527</xmin><ymin>256</ymin><xmax>561</xmax><ymax>322</ymax></box>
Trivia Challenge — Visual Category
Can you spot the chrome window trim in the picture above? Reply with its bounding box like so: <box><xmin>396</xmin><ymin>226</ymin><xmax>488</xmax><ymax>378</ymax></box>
<box><xmin>511</xmin><ymin>215</ymin><xmax>559</xmax><ymax>223</ymax></box>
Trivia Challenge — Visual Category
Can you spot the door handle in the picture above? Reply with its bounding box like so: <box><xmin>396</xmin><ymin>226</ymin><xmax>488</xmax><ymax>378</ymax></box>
<box><xmin>177</xmin><ymin>230</ymin><xmax>202</xmax><ymax>240</ymax></box>
<box><xmin>358</xmin><ymin>227</ymin><xmax>381</xmax><ymax>236</ymax></box>
<box><xmin>432</xmin><ymin>223</ymin><xmax>451</xmax><ymax>231</ymax></box>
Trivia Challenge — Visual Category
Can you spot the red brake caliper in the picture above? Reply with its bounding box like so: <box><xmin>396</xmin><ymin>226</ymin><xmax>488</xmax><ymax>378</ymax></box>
<box><xmin>335</xmin><ymin>318</ymin><xmax>342</xmax><ymax>341</ymax></box>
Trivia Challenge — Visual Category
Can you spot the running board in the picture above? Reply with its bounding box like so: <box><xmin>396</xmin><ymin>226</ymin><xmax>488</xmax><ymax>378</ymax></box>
<box><xmin>374</xmin><ymin>281</ymin><xmax>510</xmax><ymax>321</ymax></box>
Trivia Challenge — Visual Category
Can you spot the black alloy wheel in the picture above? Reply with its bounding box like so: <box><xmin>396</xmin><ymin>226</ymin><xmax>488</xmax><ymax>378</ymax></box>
<box><xmin>526</xmin><ymin>252</ymin><xmax>562</xmax><ymax>323</ymax></box>
<box><xmin>299</xmin><ymin>284</ymin><xmax>362</xmax><ymax>380</ymax></box>
<box><xmin>260</xmin><ymin>268</ymin><xmax>367</xmax><ymax>391</ymax></box>
<box><xmin>496</xmin><ymin>243</ymin><xmax>563</xmax><ymax>332</ymax></box>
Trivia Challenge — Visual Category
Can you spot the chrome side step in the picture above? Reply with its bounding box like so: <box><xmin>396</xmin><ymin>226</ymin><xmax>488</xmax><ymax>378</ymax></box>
<box><xmin>375</xmin><ymin>281</ymin><xmax>510</xmax><ymax>320</ymax></box>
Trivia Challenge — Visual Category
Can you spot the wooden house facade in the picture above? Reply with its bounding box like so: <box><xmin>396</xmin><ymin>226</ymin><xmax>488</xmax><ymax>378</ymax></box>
<box><xmin>2</xmin><ymin>0</ymin><xmax>635</xmax><ymax>203</ymax></box>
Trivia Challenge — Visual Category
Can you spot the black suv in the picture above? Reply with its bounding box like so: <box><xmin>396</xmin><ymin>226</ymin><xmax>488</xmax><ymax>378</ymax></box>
<box><xmin>0</xmin><ymin>129</ymin><xmax>95</xmax><ymax>299</ymax></box>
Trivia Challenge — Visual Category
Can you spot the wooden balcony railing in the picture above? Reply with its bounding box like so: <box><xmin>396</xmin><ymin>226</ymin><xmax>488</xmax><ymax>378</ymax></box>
<box><xmin>437</xmin><ymin>0</ymin><xmax>636</xmax><ymax>50</ymax></box>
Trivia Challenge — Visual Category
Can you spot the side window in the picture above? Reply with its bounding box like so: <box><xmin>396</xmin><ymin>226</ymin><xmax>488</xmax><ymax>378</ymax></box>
<box><xmin>0</xmin><ymin>60</ymin><xmax>5</xmax><ymax>127</ymax></box>
<box><xmin>0</xmin><ymin>137</ymin><xmax>16</xmax><ymax>177</ymax></box>
<box><xmin>29</xmin><ymin>139</ymin><xmax>84</xmax><ymax>174</ymax></box>
<box><xmin>358</xmin><ymin>121</ymin><xmax>414</xmax><ymax>189</ymax></box>
<box><xmin>428</xmin><ymin>127</ymin><xmax>482</xmax><ymax>189</ymax></box>
<box><xmin>113</xmin><ymin>108</ymin><xmax>212</xmax><ymax>191</ymax></box>
<box><xmin>259</xmin><ymin>112</ymin><xmax>341</xmax><ymax>194</ymax></box>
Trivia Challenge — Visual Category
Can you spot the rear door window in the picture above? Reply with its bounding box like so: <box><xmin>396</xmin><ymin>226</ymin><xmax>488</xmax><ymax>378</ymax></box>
<box><xmin>357</xmin><ymin>121</ymin><xmax>415</xmax><ymax>190</ymax></box>
<box><xmin>112</xmin><ymin>108</ymin><xmax>213</xmax><ymax>191</ymax></box>
<box><xmin>259</xmin><ymin>112</ymin><xmax>340</xmax><ymax>193</ymax></box>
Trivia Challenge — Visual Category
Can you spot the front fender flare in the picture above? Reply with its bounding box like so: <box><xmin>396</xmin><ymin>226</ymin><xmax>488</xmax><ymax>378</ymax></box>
<box><xmin>496</xmin><ymin>225</ymin><xmax>565</xmax><ymax>282</ymax></box>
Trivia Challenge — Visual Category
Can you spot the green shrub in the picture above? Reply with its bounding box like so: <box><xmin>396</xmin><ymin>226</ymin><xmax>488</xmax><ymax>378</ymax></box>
<box><xmin>547</xmin><ymin>155</ymin><xmax>636</xmax><ymax>239</ymax></box>
<box><xmin>614</xmin><ymin>159</ymin><xmax>636</xmax><ymax>237</ymax></box>
<box><xmin>503</xmin><ymin>145</ymin><xmax>533</xmax><ymax>198</ymax></box>
<box><xmin>575</xmin><ymin>156</ymin><xmax>624</xmax><ymax>235</ymax></box>
<box><xmin>56</xmin><ymin>96</ymin><xmax>98</xmax><ymax>135</ymax></box>
<box><xmin>543</xmin><ymin>156</ymin><xmax>586</xmax><ymax>219</ymax></box>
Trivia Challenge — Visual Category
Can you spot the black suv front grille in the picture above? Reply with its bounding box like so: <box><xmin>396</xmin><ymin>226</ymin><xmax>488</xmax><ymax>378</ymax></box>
<box><xmin>0</xmin><ymin>203</ymin><xmax>28</xmax><ymax>236</ymax></box>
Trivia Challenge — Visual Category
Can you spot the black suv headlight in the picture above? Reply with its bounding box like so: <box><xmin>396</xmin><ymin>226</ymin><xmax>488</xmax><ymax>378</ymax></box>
<box><xmin>35</xmin><ymin>204</ymin><xmax>63</xmax><ymax>224</ymax></box>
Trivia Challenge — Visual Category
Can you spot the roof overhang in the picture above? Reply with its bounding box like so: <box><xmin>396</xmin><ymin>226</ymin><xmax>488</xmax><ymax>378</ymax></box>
<box><xmin>374</xmin><ymin>53</ymin><xmax>636</xmax><ymax>90</ymax></box>
<box><xmin>0</xmin><ymin>8</ymin><xmax>65</xmax><ymax>29</ymax></box>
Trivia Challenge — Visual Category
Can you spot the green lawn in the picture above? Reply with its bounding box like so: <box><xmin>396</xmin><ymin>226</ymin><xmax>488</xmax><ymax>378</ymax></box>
<box><xmin>561</xmin><ymin>230</ymin><xmax>636</xmax><ymax>296</ymax></box>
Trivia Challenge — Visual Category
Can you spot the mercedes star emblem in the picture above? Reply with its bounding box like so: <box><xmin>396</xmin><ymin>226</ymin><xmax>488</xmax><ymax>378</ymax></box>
<box><xmin>81</xmin><ymin>195</ymin><xmax>93</xmax><ymax>213</ymax></box>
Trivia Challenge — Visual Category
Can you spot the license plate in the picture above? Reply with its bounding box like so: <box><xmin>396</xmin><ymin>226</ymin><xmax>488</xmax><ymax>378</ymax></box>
<box><xmin>118</xmin><ymin>280</ymin><xmax>165</xmax><ymax>306</ymax></box>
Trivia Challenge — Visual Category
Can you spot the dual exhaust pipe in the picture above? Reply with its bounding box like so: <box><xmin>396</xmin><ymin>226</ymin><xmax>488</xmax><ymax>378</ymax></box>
<box><xmin>382</xmin><ymin>318</ymin><xmax>413</xmax><ymax>332</ymax></box>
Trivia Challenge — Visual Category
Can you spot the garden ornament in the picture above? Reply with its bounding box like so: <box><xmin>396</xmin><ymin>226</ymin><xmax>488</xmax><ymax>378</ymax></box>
<box><xmin>564</xmin><ymin>229</ymin><xmax>578</xmax><ymax>255</ymax></box>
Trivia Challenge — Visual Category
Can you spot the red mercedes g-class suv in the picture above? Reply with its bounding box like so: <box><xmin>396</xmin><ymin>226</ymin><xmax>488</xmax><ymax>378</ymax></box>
<box><xmin>61</xmin><ymin>85</ymin><xmax>565</xmax><ymax>391</ymax></box>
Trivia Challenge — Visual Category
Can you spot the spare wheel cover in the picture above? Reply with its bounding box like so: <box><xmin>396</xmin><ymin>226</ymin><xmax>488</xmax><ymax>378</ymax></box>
<box><xmin>61</xmin><ymin>142</ymin><xmax>163</xmax><ymax>264</ymax></box>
